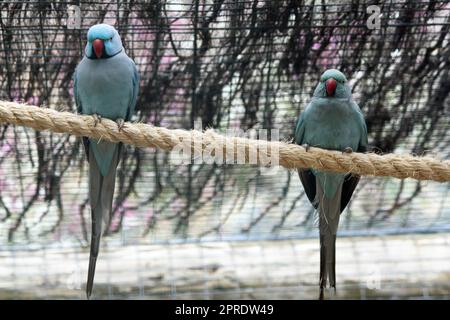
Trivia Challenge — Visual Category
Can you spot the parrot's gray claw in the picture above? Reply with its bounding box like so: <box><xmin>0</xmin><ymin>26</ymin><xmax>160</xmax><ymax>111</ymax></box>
<box><xmin>92</xmin><ymin>114</ymin><xmax>102</xmax><ymax>127</ymax></box>
<box><xmin>303</xmin><ymin>144</ymin><xmax>310</xmax><ymax>152</ymax></box>
<box><xmin>343</xmin><ymin>147</ymin><xmax>353</xmax><ymax>154</ymax></box>
<box><xmin>319</xmin><ymin>288</ymin><xmax>324</xmax><ymax>300</ymax></box>
<box><xmin>116</xmin><ymin>118</ymin><xmax>125</xmax><ymax>131</ymax></box>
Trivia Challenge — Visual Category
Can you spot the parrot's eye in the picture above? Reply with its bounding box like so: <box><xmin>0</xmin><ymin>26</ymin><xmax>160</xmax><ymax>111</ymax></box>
<box><xmin>109</xmin><ymin>37</ymin><xmax>113</xmax><ymax>41</ymax></box>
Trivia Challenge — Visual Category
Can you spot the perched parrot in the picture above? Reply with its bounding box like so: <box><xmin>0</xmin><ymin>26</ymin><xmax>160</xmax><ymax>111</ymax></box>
<box><xmin>294</xmin><ymin>69</ymin><xmax>368</xmax><ymax>299</ymax></box>
<box><xmin>73</xmin><ymin>24</ymin><xmax>139</xmax><ymax>299</ymax></box>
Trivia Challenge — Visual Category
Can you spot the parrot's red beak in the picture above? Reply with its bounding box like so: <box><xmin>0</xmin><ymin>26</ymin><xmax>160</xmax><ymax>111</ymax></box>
<box><xmin>92</xmin><ymin>39</ymin><xmax>104</xmax><ymax>58</ymax></box>
<box><xmin>325</xmin><ymin>78</ymin><xmax>337</xmax><ymax>96</ymax></box>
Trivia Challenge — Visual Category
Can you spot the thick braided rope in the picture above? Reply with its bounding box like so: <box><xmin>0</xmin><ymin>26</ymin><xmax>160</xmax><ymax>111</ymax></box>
<box><xmin>0</xmin><ymin>100</ymin><xmax>448</xmax><ymax>182</ymax></box>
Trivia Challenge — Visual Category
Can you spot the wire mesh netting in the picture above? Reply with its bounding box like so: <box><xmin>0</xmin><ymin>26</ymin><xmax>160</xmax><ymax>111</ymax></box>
<box><xmin>0</xmin><ymin>0</ymin><xmax>449</xmax><ymax>299</ymax></box>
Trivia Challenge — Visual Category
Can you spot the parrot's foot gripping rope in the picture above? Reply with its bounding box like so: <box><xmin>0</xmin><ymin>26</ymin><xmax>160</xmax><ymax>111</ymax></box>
<box><xmin>92</xmin><ymin>113</ymin><xmax>102</xmax><ymax>127</ymax></box>
<box><xmin>0</xmin><ymin>101</ymin><xmax>449</xmax><ymax>182</ymax></box>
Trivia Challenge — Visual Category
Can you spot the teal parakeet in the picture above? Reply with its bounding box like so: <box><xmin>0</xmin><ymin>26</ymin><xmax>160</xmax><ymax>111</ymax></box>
<box><xmin>73</xmin><ymin>24</ymin><xmax>139</xmax><ymax>299</ymax></box>
<box><xmin>295</xmin><ymin>69</ymin><xmax>368</xmax><ymax>299</ymax></box>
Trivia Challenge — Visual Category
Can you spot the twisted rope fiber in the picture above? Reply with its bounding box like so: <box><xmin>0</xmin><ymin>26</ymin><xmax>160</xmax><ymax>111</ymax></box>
<box><xmin>0</xmin><ymin>101</ymin><xmax>448</xmax><ymax>182</ymax></box>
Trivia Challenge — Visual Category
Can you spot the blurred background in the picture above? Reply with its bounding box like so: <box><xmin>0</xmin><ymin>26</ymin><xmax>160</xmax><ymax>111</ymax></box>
<box><xmin>0</xmin><ymin>0</ymin><xmax>449</xmax><ymax>299</ymax></box>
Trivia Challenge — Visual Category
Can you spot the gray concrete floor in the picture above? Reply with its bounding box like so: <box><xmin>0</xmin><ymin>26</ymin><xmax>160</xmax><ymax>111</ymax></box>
<box><xmin>0</xmin><ymin>233</ymin><xmax>449</xmax><ymax>299</ymax></box>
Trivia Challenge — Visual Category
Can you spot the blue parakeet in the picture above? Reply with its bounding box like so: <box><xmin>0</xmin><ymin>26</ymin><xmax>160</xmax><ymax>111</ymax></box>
<box><xmin>73</xmin><ymin>24</ymin><xmax>139</xmax><ymax>299</ymax></box>
<box><xmin>295</xmin><ymin>69</ymin><xmax>368</xmax><ymax>299</ymax></box>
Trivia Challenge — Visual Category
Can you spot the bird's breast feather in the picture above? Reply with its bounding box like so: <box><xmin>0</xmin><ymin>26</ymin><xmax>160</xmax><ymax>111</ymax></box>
<box><xmin>76</xmin><ymin>53</ymin><xmax>135</xmax><ymax>119</ymax></box>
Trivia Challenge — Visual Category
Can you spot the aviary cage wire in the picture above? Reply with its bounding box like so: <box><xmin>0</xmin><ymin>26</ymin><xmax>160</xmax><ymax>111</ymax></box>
<box><xmin>0</xmin><ymin>0</ymin><xmax>448</xmax><ymax>299</ymax></box>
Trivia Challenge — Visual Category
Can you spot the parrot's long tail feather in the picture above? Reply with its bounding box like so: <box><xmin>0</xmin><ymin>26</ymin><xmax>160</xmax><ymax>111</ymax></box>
<box><xmin>86</xmin><ymin>237</ymin><xmax>100</xmax><ymax>299</ymax></box>
<box><xmin>86</xmin><ymin>200</ymin><xmax>103</xmax><ymax>299</ymax></box>
<box><xmin>319</xmin><ymin>234</ymin><xmax>337</xmax><ymax>289</ymax></box>
<box><xmin>316</xmin><ymin>178</ymin><xmax>342</xmax><ymax>299</ymax></box>
<box><xmin>86</xmin><ymin>143</ymin><xmax>119</xmax><ymax>299</ymax></box>
<box><xmin>87</xmin><ymin>257</ymin><xmax>97</xmax><ymax>299</ymax></box>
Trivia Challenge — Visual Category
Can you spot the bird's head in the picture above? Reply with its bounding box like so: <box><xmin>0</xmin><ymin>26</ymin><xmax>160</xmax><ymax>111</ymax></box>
<box><xmin>313</xmin><ymin>69</ymin><xmax>351</xmax><ymax>99</ymax></box>
<box><xmin>85</xmin><ymin>24</ymin><xmax>123</xmax><ymax>59</ymax></box>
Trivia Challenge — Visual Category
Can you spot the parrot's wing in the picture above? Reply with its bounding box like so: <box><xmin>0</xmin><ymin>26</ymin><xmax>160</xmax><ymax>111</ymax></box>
<box><xmin>73</xmin><ymin>68</ymin><xmax>82</xmax><ymax>114</ymax></box>
<box><xmin>294</xmin><ymin>107</ymin><xmax>307</xmax><ymax>145</ymax></box>
<box><xmin>358</xmin><ymin>117</ymin><xmax>368</xmax><ymax>152</ymax></box>
<box><xmin>298</xmin><ymin>169</ymin><xmax>318</xmax><ymax>208</ymax></box>
<box><xmin>353</xmin><ymin>101</ymin><xmax>369</xmax><ymax>152</ymax></box>
<box><xmin>125</xmin><ymin>60</ymin><xmax>140</xmax><ymax>122</ymax></box>
<box><xmin>117</xmin><ymin>59</ymin><xmax>139</xmax><ymax>158</ymax></box>
<box><xmin>339</xmin><ymin>101</ymin><xmax>369</xmax><ymax>212</ymax></box>
<box><xmin>301</xmin><ymin>170</ymin><xmax>361</xmax><ymax>213</ymax></box>
<box><xmin>340</xmin><ymin>174</ymin><xmax>360</xmax><ymax>212</ymax></box>
<box><xmin>295</xmin><ymin>107</ymin><xmax>318</xmax><ymax>208</ymax></box>
<box><xmin>73</xmin><ymin>68</ymin><xmax>90</xmax><ymax>159</ymax></box>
